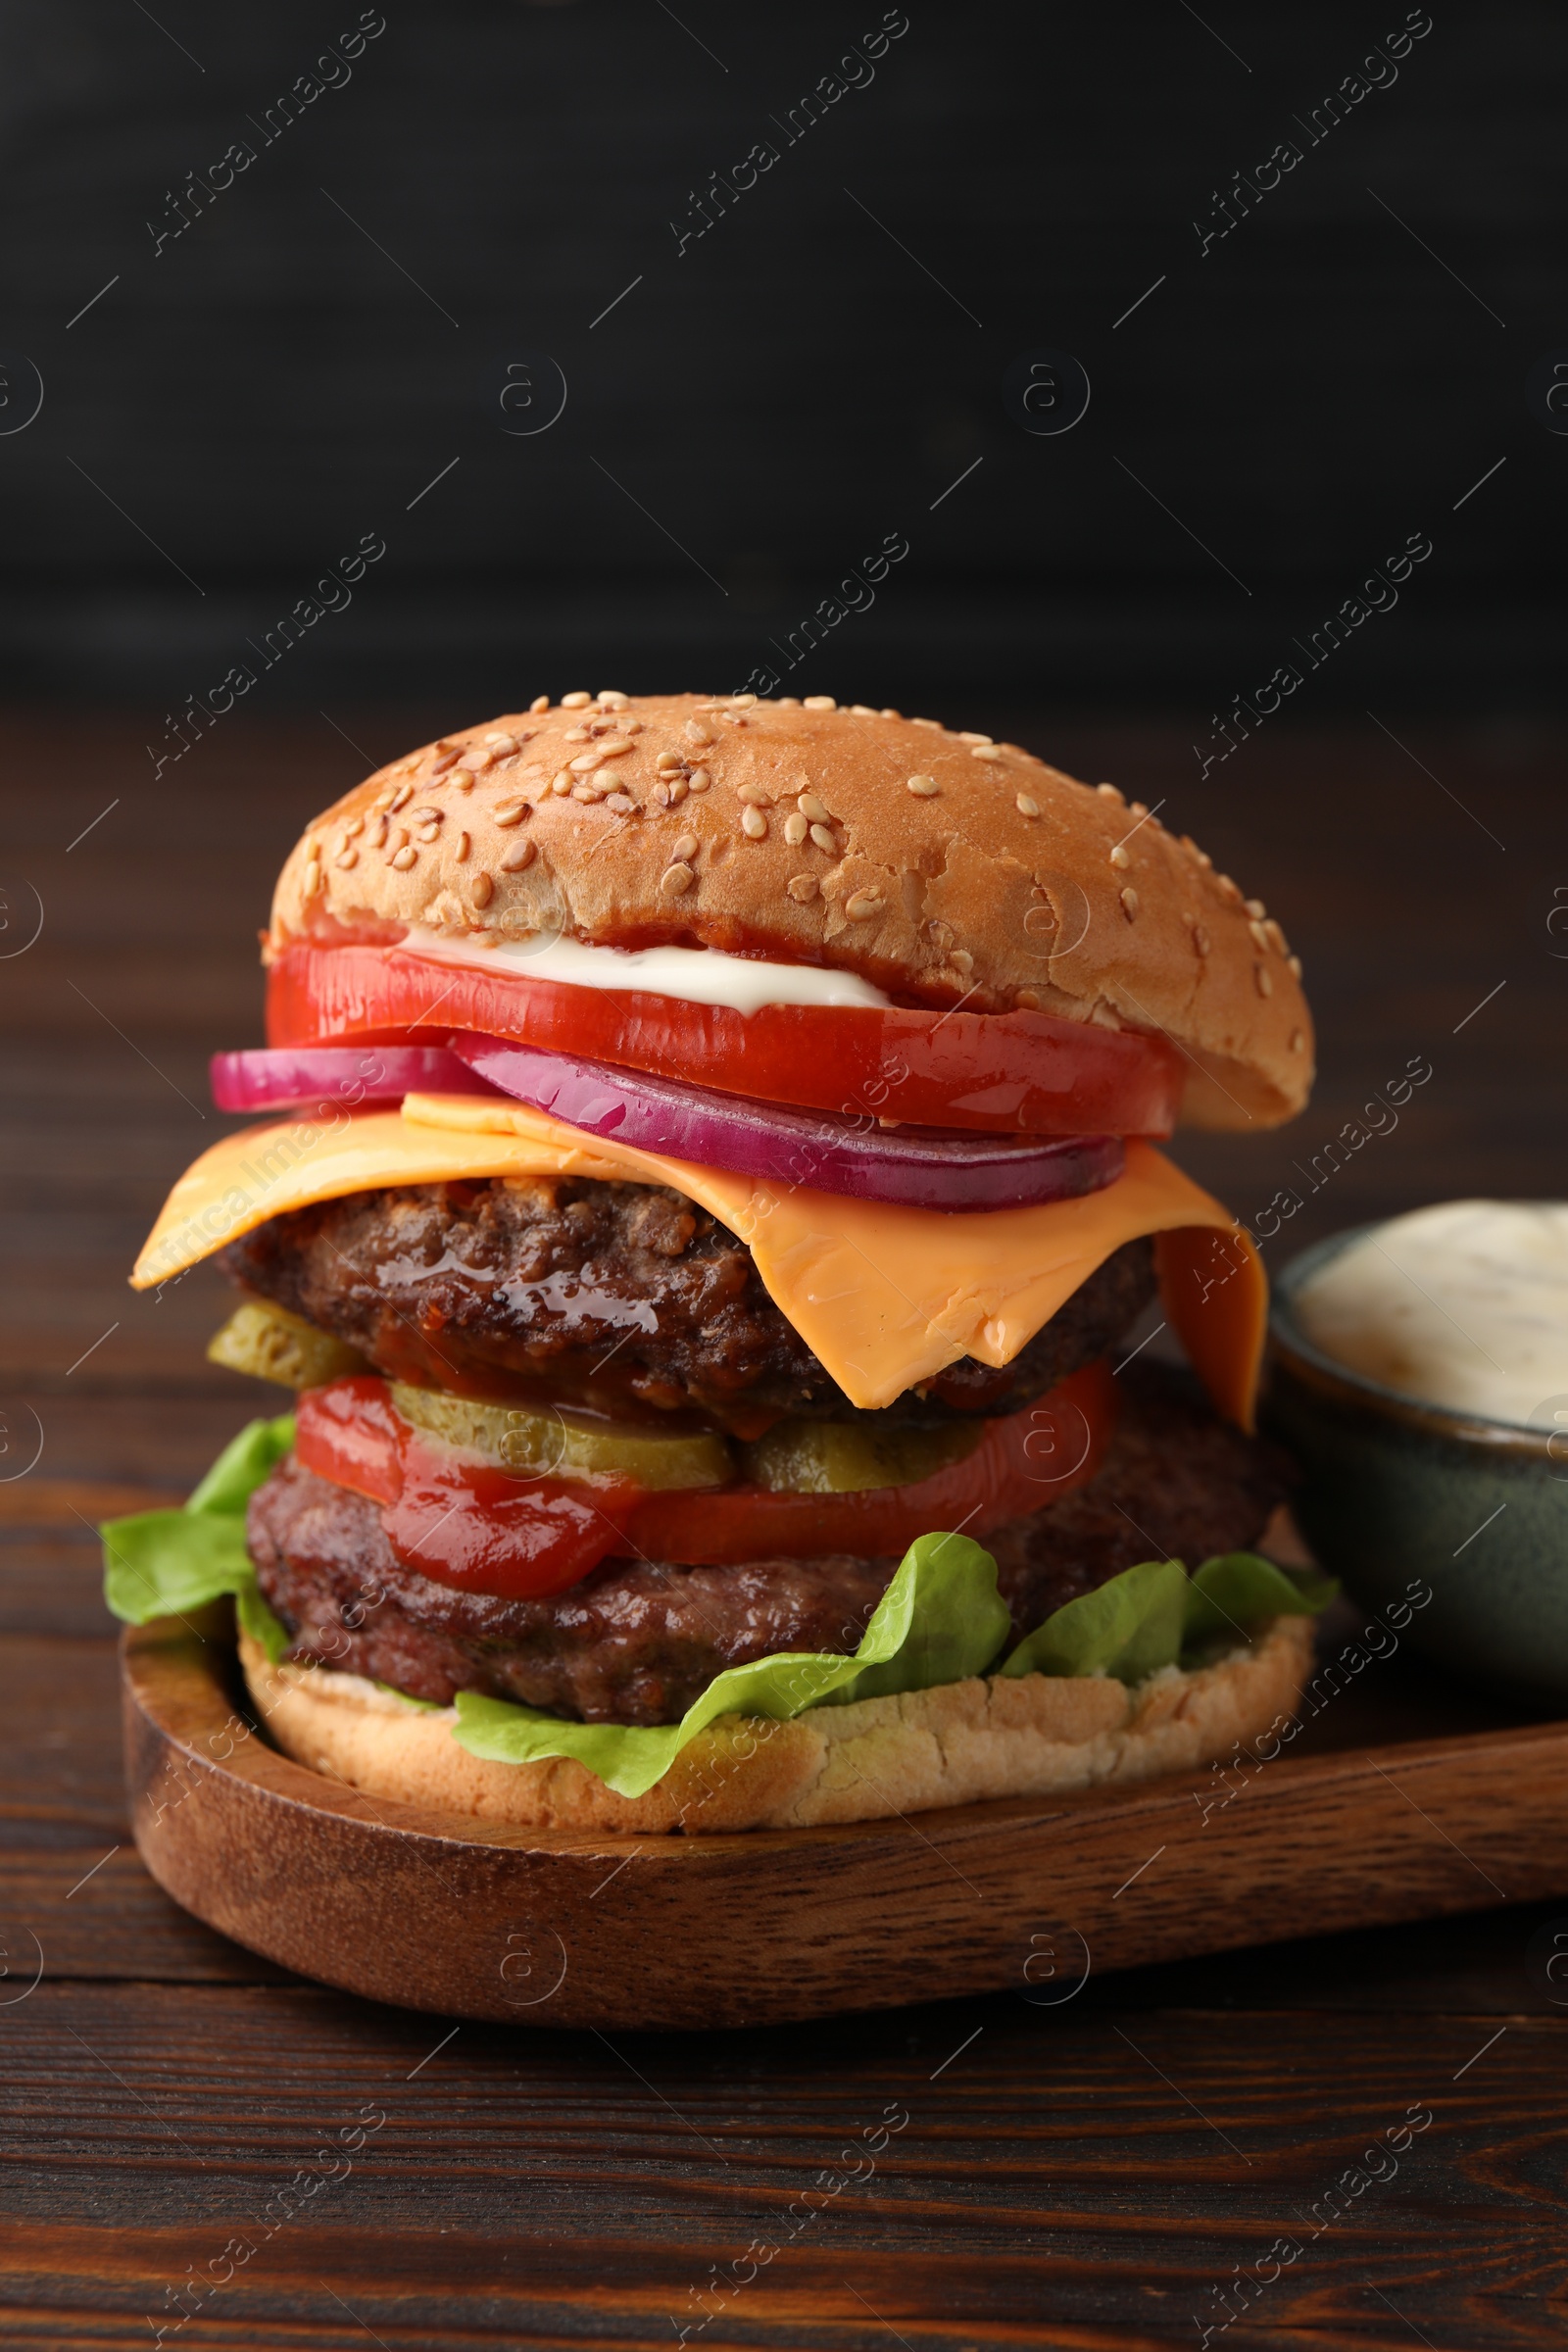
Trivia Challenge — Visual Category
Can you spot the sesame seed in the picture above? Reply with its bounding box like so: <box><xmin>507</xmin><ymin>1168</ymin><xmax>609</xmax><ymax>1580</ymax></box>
<box><xmin>803</xmin><ymin>695</ymin><xmax>836</xmax><ymax>710</ymax></box>
<box><xmin>950</xmin><ymin>948</ymin><xmax>974</xmax><ymax>974</ymax></box>
<box><xmin>597</xmin><ymin>689</ymin><xmax>629</xmax><ymax>708</ymax></box>
<box><xmin>1290</xmin><ymin>1027</ymin><xmax>1305</xmax><ymax>1053</ymax></box>
<box><xmin>686</xmin><ymin>767</ymin><xmax>710</xmax><ymax>791</ymax></box>
<box><xmin>783</xmin><ymin>812</ymin><xmax>808</xmax><ymax>845</ymax></box>
<box><xmin>660</xmin><ymin>861</ymin><xmax>695</xmax><ymax>896</ymax></box>
<box><xmin>652</xmin><ymin>783</ymin><xmax>670</xmax><ymax>808</ymax></box>
<box><xmin>881</xmin><ymin>708</ymin><xmax>901</xmax><ymax>719</ymax></box>
<box><xmin>564</xmin><ymin>728</ymin><xmax>590</xmax><ymax>744</ymax></box>
<box><xmin>1096</xmin><ymin>781</ymin><xmax>1124</xmax><ymax>804</ymax></box>
<box><xmin>302</xmin><ymin>858</ymin><xmax>323</xmax><ymax>897</ymax></box>
<box><xmin>1216</xmin><ymin>874</ymin><xmax>1243</xmax><ymax>904</ymax></box>
<box><xmin>1248</xmin><ymin>918</ymin><xmax>1269</xmax><ymax>952</ymax></box>
<box><xmin>469</xmin><ymin>871</ymin><xmax>495</xmax><ymax>908</ymax></box>
<box><xmin>786</xmin><ymin>873</ymin><xmax>818</xmax><ymax>903</ymax></box>
<box><xmin>1129</xmin><ymin>800</ymin><xmax>1148</xmax><ymax>819</ymax></box>
<box><xmin>850</xmin><ymin>703</ymin><xmax>878</xmax><ymax>716</ymax></box>
<box><xmin>731</xmin><ymin>693</ymin><xmax>757</xmax><ymax>709</ymax></box>
<box><xmin>798</xmin><ymin>792</ymin><xmax>830</xmax><ymax>822</ymax></box>
<box><xmin>741</xmin><ymin>806</ymin><xmax>768</xmax><ymax>839</ymax></box>
<box><xmin>1193</xmin><ymin>924</ymin><xmax>1211</xmax><ymax>956</ymax></box>
<box><xmin>736</xmin><ymin>782</ymin><xmax>770</xmax><ymax>806</ymax></box>
<box><xmin>389</xmin><ymin>782</ymin><xmax>415</xmax><ymax>810</ymax></box>
<box><xmin>485</xmin><ymin>733</ymin><xmax>518</xmax><ymax>754</ymax></box>
<box><xmin>606</xmin><ymin>793</ymin><xmax>636</xmax><ymax>814</ymax></box>
<box><xmin>562</xmin><ymin>691</ymin><xmax>592</xmax><ymax>710</ymax></box>
<box><xmin>451</xmin><ymin>774</ymin><xmax>475</xmax><ymax>795</ymax></box>
<box><xmin>684</xmin><ymin>719</ymin><xmax>713</xmax><ymax>746</ymax></box>
<box><xmin>910</xmin><ymin>716</ymin><xmax>942</xmax><ymax>729</ymax></box>
<box><xmin>958</xmin><ymin>731</ymin><xmax>992</xmax><ymax>745</ymax></box>
<box><xmin>808</xmin><ymin>822</ymin><xmax>836</xmax><ymax>854</ymax></box>
<box><xmin>1016</xmin><ymin>988</ymin><xmax>1042</xmax><ymax>1009</ymax></box>
<box><xmin>424</xmin><ymin>754</ymin><xmax>458</xmax><ymax>779</ymax></box>
<box><xmin>369</xmin><ymin>814</ymin><xmax>389</xmax><ymax>849</ymax></box>
<box><xmin>667</xmin><ymin>776</ymin><xmax>689</xmax><ymax>805</ymax></box>
<box><xmin>551</xmin><ymin>772</ymin><xmax>572</xmax><ymax>796</ymax></box>
<box><xmin>671</xmin><ymin>831</ymin><xmax>699</xmax><ymax>861</ymax></box>
<box><xmin>845</xmin><ymin>891</ymin><xmax>882</xmax><ymax>919</ymax></box>
<box><xmin>1288</xmin><ymin>954</ymin><xmax>1303</xmax><ymax>979</ymax></box>
<box><xmin>1264</xmin><ymin>917</ymin><xmax>1288</xmax><ymax>955</ymax></box>
<box><xmin>970</xmin><ymin>744</ymin><xmax>1004</xmax><ymax>761</ymax></box>
<box><xmin>1246</xmin><ymin>897</ymin><xmax>1266</xmax><ymax>919</ymax></box>
<box><xmin>906</xmin><ymin>774</ymin><xmax>939</xmax><ymax>797</ymax></box>
<box><xmin>390</xmin><ymin>846</ymin><xmax>418</xmax><ymax>870</ymax></box>
<box><xmin>1254</xmin><ymin>964</ymin><xmax>1273</xmax><ymax>997</ymax></box>
<box><xmin>776</xmin><ymin>696</ymin><xmax>801</xmax><ymax>708</ymax></box>
<box><xmin>454</xmin><ymin>830</ymin><xmax>470</xmax><ymax>861</ymax></box>
<box><xmin>571</xmin><ymin>784</ymin><xmax>603</xmax><ymax>803</ymax></box>
<box><xmin>492</xmin><ymin>803</ymin><xmax>528</xmax><ymax>828</ymax></box>
<box><xmin>1015</xmin><ymin>793</ymin><xmax>1040</xmax><ymax>818</ymax></box>
<box><xmin>622</xmin><ymin>717</ymin><xmax>644</xmax><ymax>735</ymax></box>
<box><xmin>1120</xmin><ymin>886</ymin><xmax>1140</xmax><ymax>921</ymax></box>
<box><xmin>594</xmin><ymin>738</ymin><xmax>633</xmax><ymax>760</ymax></box>
<box><xmin>415</xmin><ymin>821</ymin><xmax>442</xmax><ymax>844</ymax></box>
<box><xmin>530</xmin><ymin>694</ymin><xmax>550</xmax><ymax>713</ymax></box>
<box><xmin>460</xmin><ymin>746</ymin><xmax>495</xmax><ymax>773</ymax></box>
<box><xmin>655</xmin><ymin>751</ymin><xmax>683</xmax><ymax>772</ymax></box>
<box><xmin>569</xmin><ymin>752</ymin><xmax>606</xmax><ymax>772</ymax></box>
<box><xmin>1109</xmin><ymin>845</ymin><xmax>1131</xmax><ymax>869</ymax></box>
<box><xmin>411</xmin><ymin>805</ymin><xmax>444</xmax><ymax>823</ymax></box>
<box><xmin>343</xmin><ymin>815</ymin><xmax>364</xmax><ymax>839</ymax></box>
<box><xmin>500</xmin><ymin>838</ymin><xmax>535</xmax><ymax>872</ymax></box>
<box><xmin>333</xmin><ymin>848</ymin><xmax>358</xmax><ymax>869</ymax></box>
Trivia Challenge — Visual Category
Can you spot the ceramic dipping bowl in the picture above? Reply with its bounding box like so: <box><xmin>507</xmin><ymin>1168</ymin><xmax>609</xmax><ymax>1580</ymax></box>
<box><xmin>1266</xmin><ymin>1225</ymin><xmax>1568</xmax><ymax>1698</ymax></box>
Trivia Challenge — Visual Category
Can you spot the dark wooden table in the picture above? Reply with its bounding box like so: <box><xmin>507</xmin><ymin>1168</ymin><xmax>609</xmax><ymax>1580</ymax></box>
<box><xmin>3</xmin><ymin>708</ymin><xmax>1565</xmax><ymax>2349</ymax></box>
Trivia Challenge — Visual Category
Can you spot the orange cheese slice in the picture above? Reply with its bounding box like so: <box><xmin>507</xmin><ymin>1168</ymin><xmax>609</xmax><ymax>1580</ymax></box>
<box><xmin>132</xmin><ymin>1095</ymin><xmax>1266</xmax><ymax>1424</ymax></box>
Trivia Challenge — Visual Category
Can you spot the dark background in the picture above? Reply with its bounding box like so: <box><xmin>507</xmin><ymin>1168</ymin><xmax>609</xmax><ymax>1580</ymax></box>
<box><xmin>1</xmin><ymin>0</ymin><xmax>1562</xmax><ymax>714</ymax></box>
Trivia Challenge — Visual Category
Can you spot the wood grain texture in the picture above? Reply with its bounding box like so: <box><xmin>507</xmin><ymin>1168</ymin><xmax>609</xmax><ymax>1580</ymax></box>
<box><xmin>1</xmin><ymin>713</ymin><xmax>1565</xmax><ymax>2343</ymax></box>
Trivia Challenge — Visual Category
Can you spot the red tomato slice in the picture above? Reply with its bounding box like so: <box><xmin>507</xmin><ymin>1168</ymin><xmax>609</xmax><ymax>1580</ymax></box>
<box><xmin>295</xmin><ymin>1377</ymin><xmax>639</xmax><ymax>1600</ymax></box>
<box><xmin>291</xmin><ymin>1362</ymin><xmax>1115</xmax><ymax>1601</ymax></box>
<box><xmin>624</xmin><ymin>1360</ymin><xmax>1114</xmax><ymax>1564</ymax></box>
<box><xmin>267</xmin><ymin>942</ymin><xmax>1181</xmax><ymax>1137</ymax></box>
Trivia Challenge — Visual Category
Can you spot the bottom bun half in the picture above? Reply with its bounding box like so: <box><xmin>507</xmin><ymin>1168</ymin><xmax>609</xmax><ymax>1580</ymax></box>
<box><xmin>237</xmin><ymin>1617</ymin><xmax>1315</xmax><ymax>1835</ymax></box>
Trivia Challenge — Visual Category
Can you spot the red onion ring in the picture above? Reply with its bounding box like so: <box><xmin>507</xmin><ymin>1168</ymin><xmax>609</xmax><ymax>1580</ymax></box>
<box><xmin>450</xmin><ymin>1033</ymin><xmax>1124</xmax><ymax>1210</ymax></box>
<box><xmin>210</xmin><ymin>1045</ymin><xmax>499</xmax><ymax>1115</ymax></box>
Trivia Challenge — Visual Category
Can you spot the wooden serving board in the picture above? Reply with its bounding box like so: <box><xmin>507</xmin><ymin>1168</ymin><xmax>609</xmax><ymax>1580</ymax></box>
<box><xmin>122</xmin><ymin>1602</ymin><xmax>1568</xmax><ymax>2030</ymax></box>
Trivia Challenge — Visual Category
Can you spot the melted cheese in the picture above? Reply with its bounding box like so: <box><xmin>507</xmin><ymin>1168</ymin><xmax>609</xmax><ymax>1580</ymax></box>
<box><xmin>132</xmin><ymin>1097</ymin><xmax>1266</xmax><ymax>1424</ymax></box>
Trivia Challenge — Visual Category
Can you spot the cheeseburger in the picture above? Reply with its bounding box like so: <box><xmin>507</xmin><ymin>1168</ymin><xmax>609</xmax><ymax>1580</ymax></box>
<box><xmin>106</xmin><ymin>691</ymin><xmax>1326</xmax><ymax>1833</ymax></box>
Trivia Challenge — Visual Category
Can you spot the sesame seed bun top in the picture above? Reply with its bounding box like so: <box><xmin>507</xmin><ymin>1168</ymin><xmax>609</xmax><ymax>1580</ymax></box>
<box><xmin>268</xmin><ymin>691</ymin><xmax>1314</xmax><ymax>1130</ymax></box>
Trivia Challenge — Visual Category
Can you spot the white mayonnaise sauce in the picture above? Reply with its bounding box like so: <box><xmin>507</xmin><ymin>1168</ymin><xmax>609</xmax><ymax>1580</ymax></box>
<box><xmin>1294</xmin><ymin>1199</ymin><xmax>1568</xmax><ymax>1428</ymax></box>
<box><xmin>400</xmin><ymin>925</ymin><xmax>893</xmax><ymax>1014</ymax></box>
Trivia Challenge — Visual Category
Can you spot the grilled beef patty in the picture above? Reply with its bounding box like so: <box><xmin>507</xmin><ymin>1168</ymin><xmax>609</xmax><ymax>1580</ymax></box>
<box><xmin>247</xmin><ymin>1363</ymin><xmax>1291</xmax><ymax>1726</ymax></box>
<box><xmin>220</xmin><ymin>1178</ymin><xmax>1155</xmax><ymax>1429</ymax></box>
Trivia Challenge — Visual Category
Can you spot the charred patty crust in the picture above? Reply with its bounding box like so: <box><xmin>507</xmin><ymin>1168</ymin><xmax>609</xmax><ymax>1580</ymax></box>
<box><xmin>220</xmin><ymin>1177</ymin><xmax>1155</xmax><ymax>1429</ymax></box>
<box><xmin>246</xmin><ymin>1364</ymin><xmax>1290</xmax><ymax>1726</ymax></box>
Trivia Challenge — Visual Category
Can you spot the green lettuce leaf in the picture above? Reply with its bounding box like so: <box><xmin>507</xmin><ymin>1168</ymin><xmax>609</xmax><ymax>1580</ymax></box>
<box><xmin>453</xmin><ymin>1529</ymin><xmax>1009</xmax><ymax>1799</ymax></box>
<box><xmin>1000</xmin><ymin>1558</ymin><xmax>1189</xmax><ymax>1683</ymax></box>
<box><xmin>101</xmin><ymin>1413</ymin><xmax>295</xmax><ymax>1664</ymax></box>
<box><xmin>1000</xmin><ymin>1550</ymin><xmax>1336</xmax><ymax>1683</ymax></box>
<box><xmin>1183</xmin><ymin>1552</ymin><xmax>1338</xmax><ymax>1649</ymax></box>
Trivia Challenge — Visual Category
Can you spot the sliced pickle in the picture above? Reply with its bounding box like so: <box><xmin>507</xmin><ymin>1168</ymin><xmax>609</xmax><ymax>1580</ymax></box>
<box><xmin>390</xmin><ymin>1383</ymin><xmax>734</xmax><ymax>1490</ymax></box>
<box><xmin>207</xmin><ymin>1300</ymin><xmax>368</xmax><ymax>1392</ymax></box>
<box><xmin>741</xmin><ymin>1415</ymin><xmax>985</xmax><ymax>1494</ymax></box>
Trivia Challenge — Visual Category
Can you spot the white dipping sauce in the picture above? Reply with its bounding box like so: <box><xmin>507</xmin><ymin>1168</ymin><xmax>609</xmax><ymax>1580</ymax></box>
<box><xmin>401</xmin><ymin>925</ymin><xmax>893</xmax><ymax>1014</ymax></box>
<box><xmin>1294</xmin><ymin>1199</ymin><xmax>1568</xmax><ymax>1428</ymax></box>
